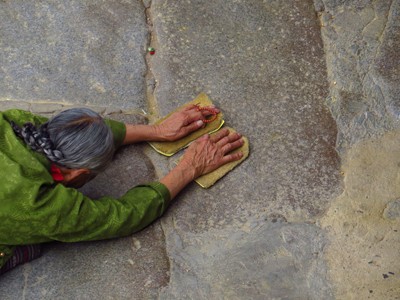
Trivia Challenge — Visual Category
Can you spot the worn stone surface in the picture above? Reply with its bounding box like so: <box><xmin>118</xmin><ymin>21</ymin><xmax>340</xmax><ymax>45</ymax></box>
<box><xmin>151</xmin><ymin>0</ymin><xmax>341</xmax><ymax>222</ymax></box>
<box><xmin>150</xmin><ymin>0</ymin><xmax>341</xmax><ymax>298</ymax></box>
<box><xmin>0</xmin><ymin>226</ymin><xmax>167</xmax><ymax>300</ymax></box>
<box><xmin>159</xmin><ymin>219</ymin><xmax>332</xmax><ymax>300</ymax></box>
<box><xmin>0</xmin><ymin>114</ymin><xmax>170</xmax><ymax>300</ymax></box>
<box><xmin>320</xmin><ymin>130</ymin><xmax>400</xmax><ymax>299</ymax></box>
<box><xmin>0</xmin><ymin>100</ymin><xmax>30</xmax><ymax>111</ymax></box>
<box><xmin>0</xmin><ymin>1</ymin><xmax>148</xmax><ymax>110</ymax></box>
<box><xmin>1</xmin><ymin>0</ymin><xmax>399</xmax><ymax>299</ymax></box>
<box><xmin>316</xmin><ymin>0</ymin><xmax>400</xmax><ymax>152</ymax></box>
<box><xmin>315</xmin><ymin>2</ymin><xmax>400</xmax><ymax>297</ymax></box>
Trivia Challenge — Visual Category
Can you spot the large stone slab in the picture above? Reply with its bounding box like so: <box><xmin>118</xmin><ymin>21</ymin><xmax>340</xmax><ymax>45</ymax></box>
<box><xmin>160</xmin><ymin>219</ymin><xmax>333</xmax><ymax>300</ymax></box>
<box><xmin>151</xmin><ymin>0</ymin><xmax>341</xmax><ymax>222</ymax></box>
<box><xmin>0</xmin><ymin>114</ymin><xmax>169</xmax><ymax>299</ymax></box>
<box><xmin>315</xmin><ymin>0</ymin><xmax>400</xmax><ymax>152</ymax></box>
<box><xmin>0</xmin><ymin>1</ymin><xmax>148</xmax><ymax>110</ymax></box>
<box><xmin>149</xmin><ymin>0</ymin><xmax>341</xmax><ymax>298</ymax></box>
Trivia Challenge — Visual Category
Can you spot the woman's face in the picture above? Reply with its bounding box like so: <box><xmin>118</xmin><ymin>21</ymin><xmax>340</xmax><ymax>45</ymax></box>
<box><xmin>59</xmin><ymin>167</ymin><xmax>97</xmax><ymax>188</ymax></box>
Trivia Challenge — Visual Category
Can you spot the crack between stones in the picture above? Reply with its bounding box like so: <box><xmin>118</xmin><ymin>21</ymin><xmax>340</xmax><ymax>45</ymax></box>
<box><xmin>140</xmin><ymin>1</ymin><xmax>173</xmax><ymax>296</ymax></box>
<box><xmin>312</xmin><ymin>2</ymin><xmax>345</xmax><ymax>156</ymax></box>
<box><xmin>21</xmin><ymin>263</ymin><xmax>31</xmax><ymax>300</ymax></box>
<box><xmin>0</xmin><ymin>98</ymin><xmax>149</xmax><ymax>116</ymax></box>
<box><xmin>142</xmin><ymin>0</ymin><xmax>160</xmax><ymax>123</ymax></box>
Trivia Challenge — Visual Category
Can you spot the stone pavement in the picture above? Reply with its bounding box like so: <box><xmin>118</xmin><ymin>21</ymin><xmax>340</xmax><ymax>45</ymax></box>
<box><xmin>0</xmin><ymin>0</ymin><xmax>399</xmax><ymax>299</ymax></box>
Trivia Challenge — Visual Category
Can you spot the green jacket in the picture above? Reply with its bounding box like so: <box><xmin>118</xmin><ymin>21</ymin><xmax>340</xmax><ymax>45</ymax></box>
<box><xmin>0</xmin><ymin>109</ymin><xmax>171</xmax><ymax>268</ymax></box>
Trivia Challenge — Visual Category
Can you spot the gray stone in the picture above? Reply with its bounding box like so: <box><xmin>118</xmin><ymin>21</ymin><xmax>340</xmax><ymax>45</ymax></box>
<box><xmin>151</xmin><ymin>0</ymin><xmax>341</xmax><ymax>221</ymax></box>
<box><xmin>0</xmin><ymin>1</ymin><xmax>148</xmax><ymax>110</ymax></box>
<box><xmin>383</xmin><ymin>199</ymin><xmax>400</xmax><ymax>220</ymax></box>
<box><xmin>58</xmin><ymin>104</ymin><xmax>107</xmax><ymax>115</ymax></box>
<box><xmin>142</xmin><ymin>0</ymin><xmax>152</xmax><ymax>9</ymax></box>
<box><xmin>149</xmin><ymin>0</ymin><xmax>342</xmax><ymax>298</ymax></box>
<box><xmin>29</xmin><ymin>103</ymin><xmax>63</xmax><ymax>114</ymax></box>
<box><xmin>372</xmin><ymin>1</ymin><xmax>400</xmax><ymax>119</ymax></box>
<box><xmin>159</xmin><ymin>219</ymin><xmax>333</xmax><ymax>300</ymax></box>
<box><xmin>0</xmin><ymin>100</ymin><xmax>30</xmax><ymax>111</ymax></box>
<box><xmin>0</xmin><ymin>226</ymin><xmax>168</xmax><ymax>300</ymax></box>
<box><xmin>317</xmin><ymin>0</ymin><xmax>400</xmax><ymax>152</ymax></box>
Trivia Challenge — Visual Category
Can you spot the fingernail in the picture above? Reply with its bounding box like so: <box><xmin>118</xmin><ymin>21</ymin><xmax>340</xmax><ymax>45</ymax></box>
<box><xmin>196</xmin><ymin>120</ymin><xmax>203</xmax><ymax>126</ymax></box>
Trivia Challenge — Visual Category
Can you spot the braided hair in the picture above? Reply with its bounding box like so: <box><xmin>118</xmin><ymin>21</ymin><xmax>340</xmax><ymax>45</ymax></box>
<box><xmin>11</xmin><ymin>108</ymin><xmax>115</xmax><ymax>173</ymax></box>
<box><xmin>11</xmin><ymin>121</ymin><xmax>64</xmax><ymax>162</ymax></box>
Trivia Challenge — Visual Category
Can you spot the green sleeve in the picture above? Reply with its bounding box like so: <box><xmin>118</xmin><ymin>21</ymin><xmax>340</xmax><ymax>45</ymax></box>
<box><xmin>104</xmin><ymin>119</ymin><xmax>126</xmax><ymax>149</ymax></box>
<box><xmin>26</xmin><ymin>182</ymin><xmax>171</xmax><ymax>243</ymax></box>
<box><xmin>2</xmin><ymin>109</ymin><xmax>48</xmax><ymax>126</ymax></box>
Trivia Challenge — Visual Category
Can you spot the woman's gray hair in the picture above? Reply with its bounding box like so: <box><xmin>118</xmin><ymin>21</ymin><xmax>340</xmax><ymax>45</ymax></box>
<box><xmin>11</xmin><ymin>108</ymin><xmax>115</xmax><ymax>173</ymax></box>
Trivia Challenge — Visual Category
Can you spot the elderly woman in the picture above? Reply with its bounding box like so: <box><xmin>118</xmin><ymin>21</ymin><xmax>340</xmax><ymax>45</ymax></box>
<box><xmin>0</xmin><ymin>105</ymin><xmax>243</xmax><ymax>274</ymax></box>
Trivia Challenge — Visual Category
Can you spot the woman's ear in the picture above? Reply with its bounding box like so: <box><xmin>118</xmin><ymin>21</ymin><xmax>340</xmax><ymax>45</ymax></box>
<box><xmin>61</xmin><ymin>167</ymin><xmax>90</xmax><ymax>182</ymax></box>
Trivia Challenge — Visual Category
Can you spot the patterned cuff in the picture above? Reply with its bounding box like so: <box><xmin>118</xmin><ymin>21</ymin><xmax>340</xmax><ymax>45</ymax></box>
<box><xmin>147</xmin><ymin>181</ymin><xmax>172</xmax><ymax>207</ymax></box>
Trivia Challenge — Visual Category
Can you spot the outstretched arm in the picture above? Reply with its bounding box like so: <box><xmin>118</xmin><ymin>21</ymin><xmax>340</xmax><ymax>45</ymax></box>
<box><xmin>123</xmin><ymin>104</ymin><xmax>219</xmax><ymax>144</ymax></box>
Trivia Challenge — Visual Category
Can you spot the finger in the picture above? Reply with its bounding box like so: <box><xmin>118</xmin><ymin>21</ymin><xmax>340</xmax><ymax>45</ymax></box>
<box><xmin>183</xmin><ymin>104</ymin><xmax>198</xmax><ymax>112</ymax></box>
<box><xmin>221</xmin><ymin>151</ymin><xmax>244</xmax><ymax>164</ymax></box>
<box><xmin>183</xmin><ymin>110</ymin><xmax>206</xmax><ymax>126</ymax></box>
<box><xmin>209</xmin><ymin>128</ymin><xmax>230</xmax><ymax>143</ymax></box>
<box><xmin>216</xmin><ymin>132</ymin><xmax>242</xmax><ymax>147</ymax></box>
<box><xmin>184</xmin><ymin>119</ymin><xmax>204</xmax><ymax>133</ymax></box>
<box><xmin>221</xmin><ymin>138</ymin><xmax>244</xmax><ymax>154</ymax></box>
<box><xmin>186</xmin><ymin>133</ymin><xmax>208</xmax><ymax>150</ymax></box>
<box><xmin>198</xmin><ymin>134</ymin><xmax>210</xmax><ymax>141</ymax></box>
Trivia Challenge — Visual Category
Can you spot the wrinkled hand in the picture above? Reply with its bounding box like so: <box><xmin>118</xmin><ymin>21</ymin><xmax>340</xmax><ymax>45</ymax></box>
<box><xmin>155</xmin><ymin>104</ymin><xmax>220</xmax><ymax>142</ymax></box>
<box><xmin>180</xmin><ymin>128</ymin><xmax>244</xmax><ymax>179</ymax></box>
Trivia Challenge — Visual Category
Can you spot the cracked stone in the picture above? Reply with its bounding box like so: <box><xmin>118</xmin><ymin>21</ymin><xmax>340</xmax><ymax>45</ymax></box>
<box><xmin>318</xmin><ymin>0</ymin><xmax>400</xmax><ymax>152</ymax></box>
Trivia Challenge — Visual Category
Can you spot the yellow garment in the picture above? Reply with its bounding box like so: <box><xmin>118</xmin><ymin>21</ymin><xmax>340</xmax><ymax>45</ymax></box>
<box><xmin>148</xmin><ymin>93</ymin><xmax>224</xmax><ymax>156</ymax></box>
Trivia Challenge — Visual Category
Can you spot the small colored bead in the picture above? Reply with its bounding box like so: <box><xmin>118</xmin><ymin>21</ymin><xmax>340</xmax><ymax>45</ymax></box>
<box><xmin>195</xmin><ymin>104</ymin><xmax>218</xmax><ymax>123</ymax></box>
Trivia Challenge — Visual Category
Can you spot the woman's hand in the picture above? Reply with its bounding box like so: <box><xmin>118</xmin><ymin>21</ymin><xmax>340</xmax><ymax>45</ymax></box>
<box><xmin>181</xmin><ymin>128</ymin><xmax>244</xmax><ymax>178</ymax></box>
<box><xmin>123</xmin><ymin>104</ymin><xmax>219</xmax><ymax>144</ymax></box>
<box><xmin>160</xmin><ymin>128</ymin><xmax>244</xmax><ymax>199</ymax></box>
<box><xmin>154</xmin><ymin>104</ymin><xmax>220</xmax><ymax>142</ymax></box>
